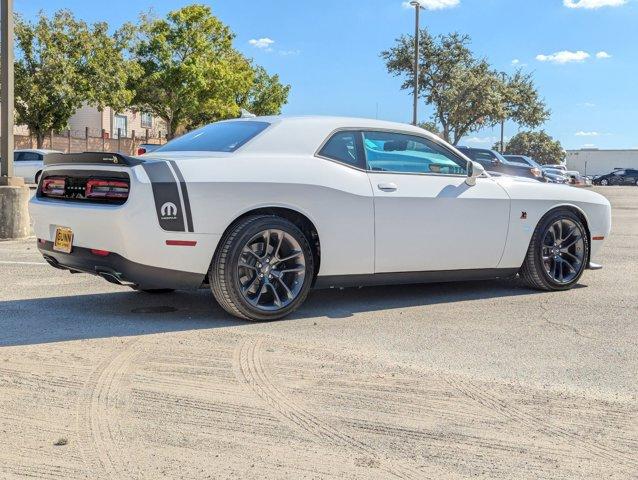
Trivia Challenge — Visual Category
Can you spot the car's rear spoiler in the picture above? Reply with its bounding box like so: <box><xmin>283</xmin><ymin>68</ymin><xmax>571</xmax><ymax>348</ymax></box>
<box><xmin>43</xmin><ymin>152</ymin><xmax>145</xmax><ymax>167</ymax></box>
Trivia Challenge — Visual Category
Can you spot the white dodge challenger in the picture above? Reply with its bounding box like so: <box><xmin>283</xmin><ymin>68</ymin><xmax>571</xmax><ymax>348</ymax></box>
<box><xmin>30</xmin><ymin>116</ymin><xmax>611</xmax><ymax>321</ymax></box>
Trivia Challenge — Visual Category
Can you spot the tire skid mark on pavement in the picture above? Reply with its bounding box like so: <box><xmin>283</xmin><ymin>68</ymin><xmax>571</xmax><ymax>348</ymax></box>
<box><xmin>76</xmin><ymin>339</ymin><xmax>139</xmax><ymax>479</ymax></box>
<box><xmin>444</xmin><ymin>375</ymin><xmax>638</xmax><ymax>473</ymax></box>
<box><xmin>233</xmin><ymin>337</ymin><xmax>428</xmax><ymax>480</ymax></box>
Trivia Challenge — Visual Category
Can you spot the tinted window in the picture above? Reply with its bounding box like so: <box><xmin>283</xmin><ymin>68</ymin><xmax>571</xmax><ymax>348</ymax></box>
<box><xmin>318</xmin><ymin>131</ymin><xmax>361</xmax><ymax>167</ymax></box>
<box><xmin>156</xmin><ymin>121</ymin><xmax>270</xmax><ymax>153</ymax></box>
<box><xmin>363</xmin><ymin>131</ymin><xmax>466</xmax><ymax>175</ymax></box>
<box><xmin>14</xmin><ymin>152</ymin><xmax>40</xmax><ymax>161</ymax></box>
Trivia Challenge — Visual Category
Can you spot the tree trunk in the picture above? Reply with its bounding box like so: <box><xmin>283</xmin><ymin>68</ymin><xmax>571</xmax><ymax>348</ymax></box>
<box><xmin>36</xmin><ymin>131</ymin><xmax>45</xmax><ymax>149</ymax></box>
<box><xmin>165</xmin><ymin>120</ymin><xmax>173</xmax><ymax>141</ymax></box>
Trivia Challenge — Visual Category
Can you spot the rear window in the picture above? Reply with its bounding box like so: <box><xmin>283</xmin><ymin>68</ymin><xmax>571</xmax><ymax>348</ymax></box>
<box><xmin>156</xmin><ymin>121</ymin><xmax>270</xmax><ymax>153</ymax></box>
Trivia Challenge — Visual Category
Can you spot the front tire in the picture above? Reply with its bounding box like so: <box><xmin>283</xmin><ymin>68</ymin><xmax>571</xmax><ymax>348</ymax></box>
<box><xmin>519</xmin><ymin>209</ymin><xmax>589</xmax><ymax>291</ymax></box>
<box><xmin>600</xmin><ymin>179</ymin><xmax>608</xmax><ymax>186</ymax></box>
<box><xmin>210</xmin><ymin>215</ymin><xmax>314</xmax><ymax>321</ymax></box>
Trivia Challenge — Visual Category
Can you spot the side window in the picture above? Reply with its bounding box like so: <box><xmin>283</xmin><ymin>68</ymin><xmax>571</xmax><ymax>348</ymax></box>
<box><xmin>21</xmin><ymin>152</ymin><xmax>41</xmax><ymax>161</ymax></box>
<box><xmin>363</xmin><ymin>131</ymin><xmax>467</xmax><ymax>175</ymax></box>
<box><xmin>318</xmin><ymin>131</ymin><xmax>361</xmax><ymax>167</ymax></box>
<box><xmin>13</xmin><ymin>152</ymin><xmax>23</xmax><ymax>162</ymax></box>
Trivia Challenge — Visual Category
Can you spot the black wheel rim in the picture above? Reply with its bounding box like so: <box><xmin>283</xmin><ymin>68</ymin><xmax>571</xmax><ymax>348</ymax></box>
<box><xmin>237</xmin><ymin>229</ymin><xmax>306</xmax><ymax>312</ymax></box>
<box><xmin>541</xmin><ymin>218</ymin><xmax>586</xmax><ymax>284</ymax></box>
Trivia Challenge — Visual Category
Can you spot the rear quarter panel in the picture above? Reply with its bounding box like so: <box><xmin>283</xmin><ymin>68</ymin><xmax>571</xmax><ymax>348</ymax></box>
<box><xmin>170</xmin><ymin>154</ymin><xmax>375</xmax><ymax>277</ymax></box>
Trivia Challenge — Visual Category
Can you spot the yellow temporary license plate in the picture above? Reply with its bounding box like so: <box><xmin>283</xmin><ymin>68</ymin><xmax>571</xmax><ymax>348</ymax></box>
<box><xmin>53</xmin><ymin>227</ymin><xmax>74</xmax><ymax>254</ymax></box>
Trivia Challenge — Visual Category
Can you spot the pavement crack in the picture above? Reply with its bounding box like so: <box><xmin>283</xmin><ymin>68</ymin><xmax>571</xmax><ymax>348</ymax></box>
<box><xmin>539</xmin><ymin>301</ymin><xmax>597</xmax><ymax>341</ymax></box>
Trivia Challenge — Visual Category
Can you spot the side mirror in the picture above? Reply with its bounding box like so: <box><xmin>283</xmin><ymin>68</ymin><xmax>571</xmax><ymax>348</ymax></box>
<box><xmin>466</xmin><ymin>161</ymin><xmax>485</xmax><ymax>186</ymax></box>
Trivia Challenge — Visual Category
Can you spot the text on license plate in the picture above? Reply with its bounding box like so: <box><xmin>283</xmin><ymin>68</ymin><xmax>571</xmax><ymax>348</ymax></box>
<box><xmin>53</xmin><ymin>227</ymin><xmax>74</xmax><ymax>253</ymax></box>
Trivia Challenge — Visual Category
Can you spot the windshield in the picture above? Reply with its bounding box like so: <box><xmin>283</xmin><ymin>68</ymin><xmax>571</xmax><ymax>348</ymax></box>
<box><xmin>156</xmin><ymin>121</ymin><xmax>270</xmax><ymax>153</ymax></box>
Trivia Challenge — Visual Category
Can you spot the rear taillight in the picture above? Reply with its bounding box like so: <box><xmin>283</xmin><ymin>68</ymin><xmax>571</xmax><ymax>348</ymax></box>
<box><xmin>41</xmin><ymin>177</ymin><xmax>66</xmax><ymax>197</ymax></box>
<box><xmin>85</xmin><ymin>179</ymin><xmax>129</xmax><ymax>200</ymax></box>
<box><xmin>137</xmin><ymin>147</ymin><xmax>147</xmax><ymax>155</ymax></box>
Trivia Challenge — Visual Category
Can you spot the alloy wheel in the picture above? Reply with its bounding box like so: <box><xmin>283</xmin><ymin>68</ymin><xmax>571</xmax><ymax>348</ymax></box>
<box><xmin>541</xmin><ymin>219</ymin><xmax>586</xmax><ymax>284</ymax></box>
<box><xmin>237</xmin><ymin>229</ymin><xmax>306</xmax><ymax>311</ymax></box>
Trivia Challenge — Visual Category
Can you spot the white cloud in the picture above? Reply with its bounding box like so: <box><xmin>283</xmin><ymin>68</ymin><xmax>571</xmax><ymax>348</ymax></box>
<box><xmin>581</xmin><ymin>144</ymin><xmax>597</xmax><ymax>148</ymax></box>
<box><xmin>580</xmin><ymin>102</ymin><xmax>596</xmax><ymax>107</ymax></box>
<box><xmin>575</xmin><ymin>131</ymin><xmax>600</xmax><ymax>136</ymax></box>
<box><xmin>596</xmin><ymin>51</ymin><xmax>612</xmax><ymax>59</ymax></box>
<box><xmin>249</xmin><ymin>38</ymin><xmax>275</xmax><ymax>50</ymax></box>
<box><xmin>463</xmin><ymin>136</ymin><xmax>504</xmax><ymax>145</ymax></box>
<box><xmin>511</xmin><ymin>59</ymin><xmax>528</xmax><ymax>67</ymax></box>
<box><xmin>402</xmin><ymin>0</ymin><xmax>460</xmax><ymax>10</ymax></box>
<box><xmin>563</xmin><ymin>0</ymin><xmax>627</xmax><ymax>9</ymax></box>
<box><xmin>536</xmin><ymin>50</ymin><xmax>590</xmax><ymax>64</ymax></box>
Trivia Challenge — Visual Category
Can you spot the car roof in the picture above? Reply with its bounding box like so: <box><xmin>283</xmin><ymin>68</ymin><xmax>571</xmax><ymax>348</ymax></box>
<box><xmin>457</xmin><ymin>146</ymin><xmax>494</xmax><ymax>153</ymax></box>
<box><xmin>222</xmin><ymin>115</ymin><xmax>433</xmax><ymax>134</ymax></box>
<box><xmin>222</xmin><ymin>115</ymin><xmax>450</xmax><ymax>156</ymax></box>
<box><xmin>15</xmin><ymin>149</ymin><xmax>63</xmax><ymax>154</ymax></box>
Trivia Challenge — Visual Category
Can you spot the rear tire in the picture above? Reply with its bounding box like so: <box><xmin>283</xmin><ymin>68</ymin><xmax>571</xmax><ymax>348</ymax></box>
<box><xmin>210</xmin><ymin>215</ymin><xmax>315</xmax><ymax>321</ymax></box>
<box><xmin>519</xmin><ymin>209</ymin><xmax>589</xmax><ymax>291</ymax></box>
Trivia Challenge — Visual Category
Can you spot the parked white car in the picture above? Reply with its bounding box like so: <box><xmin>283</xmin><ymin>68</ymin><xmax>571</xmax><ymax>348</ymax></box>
<box><xmin>12</xmin><ymin>149</ymin><xmax>63</xmax><ymax>184</ymax></box>
<box><xmin>29</xmin><ymin>116</ymin><xmax>611</xmax><ymax>320</ymax></box>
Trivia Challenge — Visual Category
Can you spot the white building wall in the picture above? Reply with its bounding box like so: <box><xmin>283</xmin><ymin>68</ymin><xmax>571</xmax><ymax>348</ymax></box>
<box><xmin>566</xmin><ymin>149</ymin><xmax>638</xmax><ymax>176</ymax></box>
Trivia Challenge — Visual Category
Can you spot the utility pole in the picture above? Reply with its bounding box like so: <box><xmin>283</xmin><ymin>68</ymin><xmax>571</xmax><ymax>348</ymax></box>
<box><xmin>0</xmin><ymin>0</ymin><xmax>29</xmax><ymax>240</ymax></box>
<box><xmin>410</xmin><ymin>1</ymin><xmax>423</xmax><ymax>126</ymax></box>
<box><xmin>500</xmin><ymin>72</ymin><xmax>506</xmax><ymax>153</ymax></box>
<box><xmin>1</xmin><ymin>0</ymin><xmax>15</xmax><ymax>178</ymax></box>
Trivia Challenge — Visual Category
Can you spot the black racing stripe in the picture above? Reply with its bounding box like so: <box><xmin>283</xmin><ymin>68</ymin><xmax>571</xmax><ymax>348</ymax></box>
<box><xmin>142</xmin><ymin>161</ymin><xmax>185</xmax><ymax>232</ymax></box>
<box><xmin>168</xmin><ymin>160</ymin><xmax>194</xmax><ymax>232</ymax></box>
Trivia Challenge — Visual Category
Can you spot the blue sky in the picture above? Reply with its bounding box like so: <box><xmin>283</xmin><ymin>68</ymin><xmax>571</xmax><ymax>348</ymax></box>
<box><xmin>15</xmin><ymin>0</ymin><xmax>638</xmax><ymax>150</ymax></box>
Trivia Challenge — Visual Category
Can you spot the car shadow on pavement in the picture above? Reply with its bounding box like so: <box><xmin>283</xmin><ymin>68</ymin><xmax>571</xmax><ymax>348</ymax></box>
<box><xmin>0</xmin><ymin>289</ymin><xmax>246</xmax><ymax>347</ymax></box>
<box><xmin>0</xmin><ymin>277</ymin><xmax>576</xmax><ymax>347</ymax></box>
<box><xmin>295</xmin><ymin>278</ymin><xmax>585</xmax><ymax>320</ymax></box>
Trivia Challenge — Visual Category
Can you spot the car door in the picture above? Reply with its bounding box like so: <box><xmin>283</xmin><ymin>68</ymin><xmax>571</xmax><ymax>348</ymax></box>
<box><xmin>622</xmin><ymin>169</ymin><xmax>637</xmax><ymax>185</ymax></box>
<box><xmin>364</xmin><ymin>130</ymin><xmax>510</xmax><ymax>273</ymax></box>
<box><xmin>13</xmin><ymin>152</ymin><xmax>43</xmax><ymax>183</ymax></box>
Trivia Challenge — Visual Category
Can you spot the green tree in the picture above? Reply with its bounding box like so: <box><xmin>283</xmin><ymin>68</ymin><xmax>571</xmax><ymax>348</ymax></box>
<box><xmin>14</xmin><ymin>11</ymin><xmax>137</xmax><ymax>148</ymax></box>
<box><xmin>237</xmin><ymin>65</ymin><xmax>290</xmax><ymax>116</ymax></box>
<box><xmin>499</xmin><ymin>131</ymin><xmax>565</xmax><ymax>165</ymax></box>
<box><xmin>129</xmin><ymin>5</ymin><xmax>288</xmax><ymax>138</ymax></box>
<box><xmin>381</xmin><ymin>30</ymin><xmax>549</xmax><ymax>145</ymax></box>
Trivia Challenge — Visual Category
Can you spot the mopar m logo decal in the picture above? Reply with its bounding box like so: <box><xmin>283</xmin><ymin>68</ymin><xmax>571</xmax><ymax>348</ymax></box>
<box><xmin>160</xmin><ymin>202</ymin><xmax>178</xmax><ymax>219</ymax></box>
<box><xmin>142</xmin><ymin>161</ymin><xmax>186</xmax><ymax>232</ymax></box>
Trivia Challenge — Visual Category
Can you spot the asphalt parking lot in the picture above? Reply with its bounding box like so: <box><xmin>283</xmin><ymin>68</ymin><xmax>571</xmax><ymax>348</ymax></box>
<box><xmin>1</xmin><ymin>187</ymin><xmax>636</xmax><ymax>479</ymax></box>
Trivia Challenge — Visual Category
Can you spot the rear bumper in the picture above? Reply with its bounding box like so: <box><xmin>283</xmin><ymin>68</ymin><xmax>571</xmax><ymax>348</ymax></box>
<box><xmin>38</xmin><ymin>241</ymin><xmax>205</xmax><ymax>290</ymax></box>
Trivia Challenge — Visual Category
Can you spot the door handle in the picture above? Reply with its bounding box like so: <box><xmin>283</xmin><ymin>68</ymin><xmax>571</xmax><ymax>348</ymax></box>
<box><xmin>377</xmin><ymin>182</ymin><xmax>398</xmax><ymax>192</ymax></box>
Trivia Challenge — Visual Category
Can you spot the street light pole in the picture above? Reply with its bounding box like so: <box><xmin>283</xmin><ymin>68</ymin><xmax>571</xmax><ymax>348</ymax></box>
<box><xmin>499</xmin><ymin>72</ymin><xmax>506</xmax><ymax>153</ymax></box>
<box><xmin>410</xmin><ymin>1</ymin><xmax>423</xmax><ymax>126</ymax></box>
<box><xmin>1</xmin><ymin>0</ymin><xmax>15</xmax><ymax>178</ymax></box>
